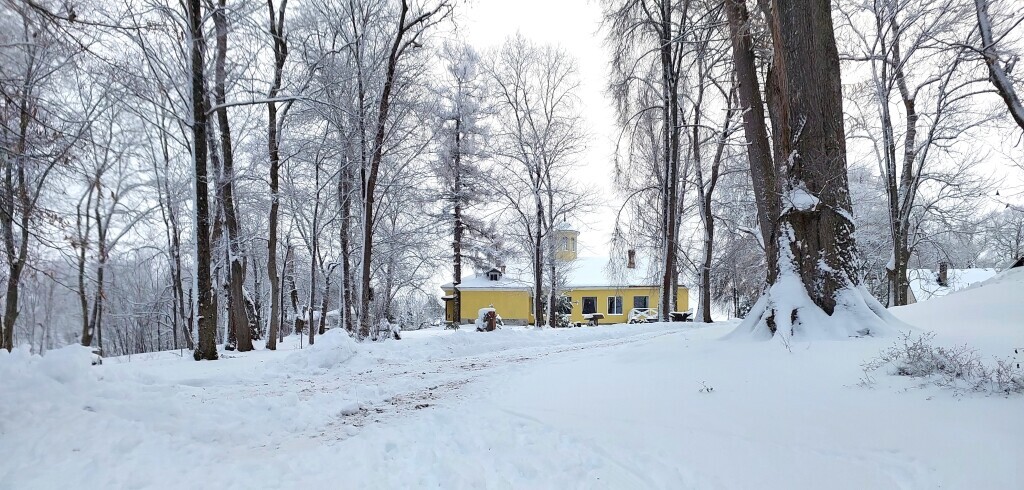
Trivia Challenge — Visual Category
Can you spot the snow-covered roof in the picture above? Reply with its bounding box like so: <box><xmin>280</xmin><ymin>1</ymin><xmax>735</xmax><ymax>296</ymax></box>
<box><xmin>907</xmin><ymin>268</ymin><xmax>998</xmax><ymax>302</ymax></box>
<box><xmin>441</xmin><ymin>267</ymin><xmax>532</xmax><ymax>290</ymax></box>
<box><xmin>441</xmin><ymin>254</ymin><xmax>674</xmax><ymax>291</ymax></box>
<box><xmin>563</xmin><ymin>256</ymin><xmax>664</xmax><ymax>288</ymax></box>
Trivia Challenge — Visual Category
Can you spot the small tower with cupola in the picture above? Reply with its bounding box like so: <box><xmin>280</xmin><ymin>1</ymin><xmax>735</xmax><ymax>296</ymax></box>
<box><xmin>553</xmin><ymin>221</ymin><xmax>579</xmax><ymax>262</ymax></box>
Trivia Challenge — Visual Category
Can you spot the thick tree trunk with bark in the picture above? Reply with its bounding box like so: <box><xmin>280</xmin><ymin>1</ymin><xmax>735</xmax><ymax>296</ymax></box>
<box><xmin>1</xmin><ymin>68</ymin><xmax>35</xmax><ymax>352</ymax></box>
<box><xmin>729</xmin><ymin>0</ymin><xmax>898</xmax><ymax>339</ymax></box>
<box><xmin>189</xmin><ymin>0</ymin><xmax>218</xmax><ymax>361</ymax></box>
<box><xmin>773</xmin><ymin>0</ymin><xmax>857</xmax><ymax>313</ymax></box>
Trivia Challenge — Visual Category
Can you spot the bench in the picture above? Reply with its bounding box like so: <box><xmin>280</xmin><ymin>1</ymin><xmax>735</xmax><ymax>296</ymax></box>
<box><xmin>628</xmin><ymin>308</ymin><xmax>659</xmax><ymax>323</ymax></box>
<box><xmin>669</xmin><ymin>311</ymin><xmax>693</xmax><ymax>322</ymax></box>
<box><xmin>582</xmin><ymin>313</ymin><xmax>605</xmax><ymax>326</ymax></box>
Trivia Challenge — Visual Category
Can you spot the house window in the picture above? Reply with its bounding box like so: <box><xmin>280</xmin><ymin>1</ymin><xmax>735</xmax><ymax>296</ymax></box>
<box><xmin>633</xmin><ymin>296</ymin><xmax>649</xmax><ymax>309</ymax></box>
<box><xmin>561</xmin><ymin>237</ymin><xmax>569</xmax><ymax>251</ymax></box>
<box><xmin>582</xmin><ymin>297</ymin><xmax>597</xmax><ymax>314</ymax></box>
<box><xmin>570</xmin><ymin>237</ymin><xmax>576</xmax><ymax>252</ymax></box>
<box><xmin>607</xmin><ymin>296</ymin><xmax>623</xmax><ymax>315</ymax></box>
<box><xmin>487</xmin><ymin>271</ymin><xmax>500</xmax><ymax>281</ymax></box>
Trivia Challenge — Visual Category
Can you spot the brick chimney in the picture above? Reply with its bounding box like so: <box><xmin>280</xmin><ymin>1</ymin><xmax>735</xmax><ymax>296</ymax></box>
<box><xmin>937</xmin><ymin>261</ymin><xmax>948</xmax><ymax>287</ymax></box>
<box><xmin>627</xmin><ymin>249</ymin><xmax>636</xmax><ymax>269</ymax></box>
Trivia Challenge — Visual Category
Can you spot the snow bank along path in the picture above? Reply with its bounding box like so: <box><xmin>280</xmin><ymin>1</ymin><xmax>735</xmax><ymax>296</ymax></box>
<box><xmin>2</xmin><ymin>324</ymin><xmax>686</xmax><ymax>488</ymax></box>
<box><xmin>2</xmin><ymin>270</ymin><xmax>1022</xmax><ymax>489</ymax></box>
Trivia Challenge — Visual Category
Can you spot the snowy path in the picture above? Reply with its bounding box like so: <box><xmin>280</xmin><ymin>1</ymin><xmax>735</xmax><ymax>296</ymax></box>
<box><xmin>3</xmin><ymin>275</ymin><xmax>1023</xmax><ymax>490</ymax></box>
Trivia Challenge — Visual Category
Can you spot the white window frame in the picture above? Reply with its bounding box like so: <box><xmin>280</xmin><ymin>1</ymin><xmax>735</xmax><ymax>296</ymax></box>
<box><xmin>607</xmin><ymin>295</ymin><xmax>623</xmax><ymax>315</ymax></box>
<box><xmin>633</xmin><ymin>295</ymin><xmax>649</xmax><ymax>309</ymax></box>
<box><xmin>581</xmin><ymin>296</ymin><xmax>598</xmax><ymax>314</ymax></box>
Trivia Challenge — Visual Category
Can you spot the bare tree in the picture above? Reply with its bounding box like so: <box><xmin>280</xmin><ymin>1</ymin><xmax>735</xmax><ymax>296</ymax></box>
<box><xmin>602</xmin><ymin>0</ymin><xmax>688</xmax><ymax>320</ymax></box>
<box><xmin>357</xmin><ymin>0</ymin><xmax>451</xmax><ymax>338</ymax></box>
<box><xmin>188</xmin><ymin>0</ymin><xmax>218</xmax><ymax>360</ymax></box>
<box><xmin>0</xmin><ymin>2</ymin><xmax>93</xmax><ymax>351</ymax></box>
<box><xmin>973</xmin><ymin>0</ymin><xmax>1024</xmax><ymax>132</ymax></box>
<box><xmin>265</xmin><ymin>0</ymin><xmax>289</xmax><ymax>349</ymax></box>
<box><xmin>838</xmin><ymin>0</ymin><xmax>992</xmax><ymax>306</ymax></box>
<box><xmin>487</xmin><ymin>35</ymin><xmax>589</xmax><ymax>328</ymax></box>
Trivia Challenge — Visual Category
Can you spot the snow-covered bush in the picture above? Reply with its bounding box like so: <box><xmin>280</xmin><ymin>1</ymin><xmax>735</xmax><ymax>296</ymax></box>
<box><xmin>862</xmin><ymin>332</ymin><xmax>1024</xmax><ymax>394</ymax></box>
<box><xmin>280</xmin><ymin>329</ymin><xmax>358</xmax><ymax>372</ymax></box>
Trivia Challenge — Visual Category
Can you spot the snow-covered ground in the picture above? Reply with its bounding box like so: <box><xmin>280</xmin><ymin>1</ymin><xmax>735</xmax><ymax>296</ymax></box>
<box><xmin>2</xmin><ymin>271</ymin><xmax>1022</xmax><ymax>489</ymax></box>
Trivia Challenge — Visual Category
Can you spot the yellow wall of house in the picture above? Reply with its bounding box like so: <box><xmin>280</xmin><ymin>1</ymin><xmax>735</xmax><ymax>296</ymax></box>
<box><xmin>564</xmin><ymin>287</ymin><xmax>688</xmax><ymax>324</ymax></box>
<box><xmin>441</xmin><ymin>286</ymin><xmax>688</xmax><ymax>326</ymax></box>
<box><xmin>442</xmin><ymin>288</ymin><xmax>534</xmax><ymax>324</ymax></box>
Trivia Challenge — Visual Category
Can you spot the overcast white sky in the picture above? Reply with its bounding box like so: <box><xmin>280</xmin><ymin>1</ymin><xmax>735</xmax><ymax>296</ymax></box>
<box><xmin>455</xmin><ymin>0</ymin><xmax>623</xmax><ymax>256</ymax></box>
<box><xmin>445</xmin><ymin>0</ymin><xmax>1024</xmax><ymax>261</ymax></box>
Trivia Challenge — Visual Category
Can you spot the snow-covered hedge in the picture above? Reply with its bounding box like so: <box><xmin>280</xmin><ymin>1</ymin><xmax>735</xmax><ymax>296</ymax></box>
<box><xmin>862</xmin><ymin>331</ymin><xmax>1024</xmax><ymax>395</ymax></box>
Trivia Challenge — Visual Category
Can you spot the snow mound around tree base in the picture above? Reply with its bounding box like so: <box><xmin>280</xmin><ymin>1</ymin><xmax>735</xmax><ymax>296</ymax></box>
<box><xmin>729</xmin><ymin>277</ymin><xmax>904</xmax><ymax>341</ymax></box>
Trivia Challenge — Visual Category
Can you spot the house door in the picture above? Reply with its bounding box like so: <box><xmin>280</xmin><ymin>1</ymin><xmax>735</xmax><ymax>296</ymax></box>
<box><xmin>582</xmin><ymin>297</ymin><xmax>597</xmax><ymax>315</ymax></box>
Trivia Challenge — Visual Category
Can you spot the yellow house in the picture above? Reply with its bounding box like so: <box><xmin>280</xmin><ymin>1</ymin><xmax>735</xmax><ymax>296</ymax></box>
<box><xmin>441</xmin><ymin>224</ymin><xmax>688</xmax><ymax>326</ymax></box>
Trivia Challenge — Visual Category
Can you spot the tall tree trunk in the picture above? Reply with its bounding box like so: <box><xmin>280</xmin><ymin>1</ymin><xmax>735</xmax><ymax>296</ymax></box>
<box><xmin>265</xmin><ymin>0</ymin><xmax>288</xmax><ymax>350</ymax></box>
<box><xmin>724</xmin><ymin>0</ymin><xmax>780</xmax><ymax>280</ymax></box>
<box><xmin>308</xmin><ymin>186</ymin><xmax>320</xmax><ymax>345</ymax></box>
<box><xmin>208</xmin><ymin>113</ymin><xmax>227</xmax><ymax>348</ymax></box>
<box><xmin>77</xmin><ymin>185</ymin><xmax>95</xmax><ymax>346</ymax></box>
<box><xmin>90</xmin><ymin>186</ymin><xmax>108</xmax><ymax>355</ymax></box>
<box><xmin>155</xmin><ymin>123</ymin><xmax>192</xmax><ymax>349</ymax></box>
<box><xmin>533</xmin><ymin>188</ymin><xmax>544</xmax><ymax>327</ymax></box>
<box><xmin>189</xmin><ymin>0</ymin><xmax>218</xmax><ymax>361</ymax></box>
<box><xmin>212</xmin><ymin>0</ymin><xmax>253</xmax><ymax>352</ymax></box>
<box><xmin>340</xmin><ymin>158</ymin><xmax>355</xmax><ymax>334</ymax></box>
<box><xmin>732</xmin><ymin>0</ymin><xmax>896</xmax><ymax>338</ymax></box>
<box><xmin>452</xmin><ymin>118</ymin><xmax>463</xmax><ymax>325</ymax></box>
<box><xmin>883</xmin><ymin>16</ymin><xmax>918</xmax><ymax>307</ymax></box>
<box><xmin>360</xmin><ymin>0</ymin><xmax>426</xmax><ymax>339</ymax></box>
<box><xmin>1</xmin><ymin>68</ymin><xmax>34</xmax><ymax>352</ymax></box>
<box><xmin>693</xmin><ymin>88</ymin><xmax>733</xmax><ymax>324</ymax></box>
<box><xmin>657</xmin><ymin>0</ymin><xmax>680</xmax><ymax>321</ymax></box>
<box><xmin>770</xmin><ymin>0</ymin><xmax>857</xmax><ymax>313</ymax></box>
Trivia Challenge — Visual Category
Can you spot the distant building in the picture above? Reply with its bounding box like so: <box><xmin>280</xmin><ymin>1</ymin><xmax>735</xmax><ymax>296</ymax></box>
<box><xmin>440</xmin><ymin>223</ymin><xmax>688</xmax><ymax>325</ymax></box>
<box><xmin>906</xmin><ymin>264</ymin><xmax>998</xmax><ymax>304</ymax></box>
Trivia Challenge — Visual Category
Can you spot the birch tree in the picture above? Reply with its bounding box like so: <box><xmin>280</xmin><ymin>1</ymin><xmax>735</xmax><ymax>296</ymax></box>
<box><xmin>602</xmin><ymin>0</ymin><xmax>688</xmax><ymax>320</ymax></box>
